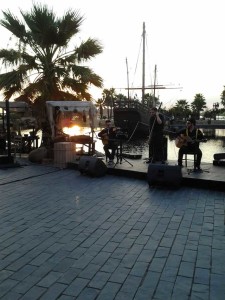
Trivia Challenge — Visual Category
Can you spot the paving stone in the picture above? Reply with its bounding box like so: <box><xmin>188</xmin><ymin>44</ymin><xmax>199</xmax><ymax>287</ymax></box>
<box><xmin>97</xmin><ymin>282</ymin><xmax>121</xmax><ymax>300</ymax></box>
<box><xmin>76</xmin><ymin>287</ymin><xmax>99</xmax><ymax>300</ymax></box>
<box><xmin>64</xmin><ymin>277</ymin><xmax>89</xmax><ymax>297</ymax></box>
<box><xmin>0</xmin><ymin>278</ymin><xmax>19</xmax><ymax>298</ymax></box>
<box><xmin>154</xmin><ymin>280</ymin><xmax>174</xmax><ymax>299</ymax></box>
<box><xmin>130</xmin><ymin>261</ymin><xmax>149</xmax><ymax>277</ymax></box>
<box><xmin>210</xmin><ymin>273</ymin><xmax>225</xmax><ymax>300</ymax></box>
<box><xmin>10</xmin><ymin>264</ymin><xmax>38</xmax><ymax>281</ymax></box>
<box><xmin>194</xmin><ymin>268</ymin><xmax>210</xmax><ymax>285</ymax></box>
<box><xmin>135</xmin><ymin>271</ymin><xmax>160</xmax><ymax>299</ymax></box>
<box><xmin>109</xmin><ymin>266</ymin><xmax>130</xmax><ymax>284</ymax></box>
<box><xmin>89</xmin><ymin>271</ymin><xmax>111</xmax><ymax>289</ymax></box>
<box><xmin>40</xmin><ymin>283</ymin><xmax>67</xmax><ymax>300</ymax></box>
<box><xmin>79</xmin><ymin>263</ymin><xmax>101</xmax><ymax>279</ymax></box>
<box><xmin>20</xmin><ymin>285</ymin><xmax>46</xmax><ymax>300</ymax></box>
<box><xmin>178</xmin><ymin>261</ymin><xmax>195</xmax><ymax>278</ymax></box>
<box><xmin>37</xmin><ymin>271</ymin><xmax>62</xmax><ymax>287</ymax></box>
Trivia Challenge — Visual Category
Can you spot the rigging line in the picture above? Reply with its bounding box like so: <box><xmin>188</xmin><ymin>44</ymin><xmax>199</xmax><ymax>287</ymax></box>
<box><xmin>127</xmin><ymin>120</ymin><xmax>150</xmax><ymax>144</ymax></box>
<box><xmin>145</xmin><ymin>32</ymin><xmax>154</xmax><ymax>88</ymax></box>
<box><xmin>127</xmin><ymin>121</ymin><xmax>140</xmax><ymax>143</ymax></box>
<box><xmin>130</xmin><ymin>35</ymin><xmax>143</xmax><ymax>99</ymax></box>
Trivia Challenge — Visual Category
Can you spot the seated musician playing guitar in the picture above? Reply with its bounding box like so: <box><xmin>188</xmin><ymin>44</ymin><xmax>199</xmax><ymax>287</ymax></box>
<box><xmin>176</xmin><ymin>117</ymin><xmax>206</xmax><ymax>171</ymax></box>
<box><xmin>98</xmin><ymin>119</ymin><xmax>118</xmax><ymax>164</ymax></box>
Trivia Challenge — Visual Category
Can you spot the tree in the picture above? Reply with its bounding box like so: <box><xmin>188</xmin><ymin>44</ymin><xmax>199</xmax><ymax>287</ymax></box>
<box><xmin>0</xmin><ymin>3</ymin><xmax>103</xmax><ymax>128</ymax></box>
<box><xmin>95</xmin><ymin>98</ymin><xmax>106</xmax><ymax>119</ymax></box>
<box><xmin>191</xmin><ymin>94</ymin><xmax>207</xmax><ymax>119</ymax></box>
<box><xmin>143</xmin><ymin>93</ymin><xmax>159</xmax><ymax>108</ymax></box>
<box><xmin>102</xmin><ymin>88</ymin><xmax>116</xmax><ymax>119</ymax></box>
<box><xmin>220</xmin><ymin>86</ymin><xmax>225</xmax><ymax>108</ymax></box>
<box><xmin>169</xmin><ymin>99</ymin><xmax>191</xmax><ymax>120</ymax></box>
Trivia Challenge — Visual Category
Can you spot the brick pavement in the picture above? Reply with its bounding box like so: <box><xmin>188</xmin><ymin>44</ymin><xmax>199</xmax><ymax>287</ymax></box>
<box><xmin>0</xmin><ymin>164</ymin><xmax>225</xmax><ymax>299</ymax></box>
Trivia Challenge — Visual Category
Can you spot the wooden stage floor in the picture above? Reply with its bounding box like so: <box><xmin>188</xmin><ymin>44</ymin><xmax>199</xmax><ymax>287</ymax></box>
<box><xmin>105</xmin><ymin>157</ymin><xmax>225</xmax><ymax>190</ymax></box>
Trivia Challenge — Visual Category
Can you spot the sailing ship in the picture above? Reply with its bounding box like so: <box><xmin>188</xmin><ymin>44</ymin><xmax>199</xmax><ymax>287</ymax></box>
<box><xmin>113</xmin><ymin>22</ymin><xmax>179</xmax><ymax>137</ymax></box>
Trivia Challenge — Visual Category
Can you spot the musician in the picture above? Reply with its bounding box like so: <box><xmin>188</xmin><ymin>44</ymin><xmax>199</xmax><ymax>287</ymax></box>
<box><xmin>147</xmin><ymin>107</ymin><xmax>165</xmax><ymax>163</ymax></box>
<box><xmin>177</xmin><ymin>117</ymin><xmax>204</xmax><ymax>171</ymax></box>
<box><xmin>98</xmin><ymin>119</ymin><xmax>118</xmax><ymax>164</ymax></box>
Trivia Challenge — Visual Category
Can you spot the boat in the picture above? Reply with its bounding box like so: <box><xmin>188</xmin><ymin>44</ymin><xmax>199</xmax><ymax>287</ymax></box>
<box><xmin>113</xmin><ymin>23</ymin><xmax>159</xmax><ymax>137</ymax></box>
<box><xmin>113</xmin><ymin>23</ymin><xmax>179</xmax><ymax>138</ymax></box>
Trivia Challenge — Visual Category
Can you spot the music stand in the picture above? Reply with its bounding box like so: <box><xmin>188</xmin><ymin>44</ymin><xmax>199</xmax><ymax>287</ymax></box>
<box><xmin>115</xmin><ymin>135</ymin><xmax>133</xmax><ymax>167</ymax></box>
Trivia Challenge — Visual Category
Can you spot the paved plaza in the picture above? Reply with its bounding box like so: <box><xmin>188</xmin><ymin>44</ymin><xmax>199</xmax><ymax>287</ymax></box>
<box><xmin>0</xmin><ymin>163</ymin><xmax>225</xmax><ymax>299</ymax></box>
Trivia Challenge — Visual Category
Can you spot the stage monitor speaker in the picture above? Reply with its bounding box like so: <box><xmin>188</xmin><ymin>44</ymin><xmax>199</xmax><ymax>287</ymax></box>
<box><xmin>78</xmin><ymin>156</ymin><xmax>107</xmax><ymax>177</ymax></box>
<box><xmin>147</xmin><ymin>164</ymin><xmax>182</xmax><ymax>188</ymax></box>
<box><xmin>213</xmin><ymin>153</ymin><xmax>225</xmax><ymax>161</ymax></box>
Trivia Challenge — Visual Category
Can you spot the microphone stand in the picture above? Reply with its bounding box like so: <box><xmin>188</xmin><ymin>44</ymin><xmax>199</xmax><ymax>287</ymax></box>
<box><xmin>147</xmin><ymin>103</ymin><xmax>162</xmax><ymax>163</ymax></box>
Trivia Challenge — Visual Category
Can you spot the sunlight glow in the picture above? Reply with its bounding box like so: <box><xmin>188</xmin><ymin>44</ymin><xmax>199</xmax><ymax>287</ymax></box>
<box><xmin>63</xmin><ymin>125</ymin><xmax>81</xmax><ymax>136</ymax></box>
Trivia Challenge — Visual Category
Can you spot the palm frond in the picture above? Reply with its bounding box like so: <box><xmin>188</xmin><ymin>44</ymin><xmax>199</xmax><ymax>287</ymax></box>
<box><xmin>21</xmin><ymin>4</ymin><xmax>58</xmax><ymax>46</ymax></box>
<box><xmin>57</xmin><ymin>11</ymin><xmax>84</xmax><ymax>45</ymax></box>
<box><xmin>0</xmin><ymin>10</ymin><xmax>26</xmax><ymax>41</ymax></box>
<box><xmin>0</xmin><ymin>70</ymin><xmax>22</xmax><ymax>90</ymax></box>
<box><xmin>76</xmin><ymin>38</ymin><xmax>103</xmax><ymax>61</ymax></box>
<box><xmin>0</xmin><ymin>49</ymin><xmax>21</xmax><ymax>67</ymax></box>
<box><xmin>0</xmin><ymin>48</ymin><xmax>36</xmax><ymax>69</ymax></box>
<box><xmin>71</xmin><ymin>65</ymin><xmax>103</xmax><ymax>88</ymax></box>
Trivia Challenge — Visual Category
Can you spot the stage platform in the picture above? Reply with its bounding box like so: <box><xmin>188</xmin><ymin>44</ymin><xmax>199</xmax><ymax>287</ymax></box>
<box><xmin>69</xmin><ymin>157</ymin><xmax>225</xmax><ymax>191</ymax></box>
<box><xmin>2</xmin><ymin>153</ymin><xmax>224</xmax><ymax>190</ymax></box>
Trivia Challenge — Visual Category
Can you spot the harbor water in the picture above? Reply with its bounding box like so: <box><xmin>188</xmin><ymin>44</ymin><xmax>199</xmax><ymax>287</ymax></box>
<box><xmin>24</xmin><ymin>127</ymin><xmax>225</xmax><ymax>164</ymax></box>
<box><xmin>95</xmin><ymin>128</ymin><xmax>225</xmax><ymax>164</ymax></box>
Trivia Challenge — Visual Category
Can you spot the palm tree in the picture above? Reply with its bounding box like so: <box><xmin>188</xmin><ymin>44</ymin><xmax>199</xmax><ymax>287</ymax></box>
<box><xmin>102</xmin><ymin>88</ymin><xmax>116</xmax><ymax>119</ymax></box>
<box><xmin>169</xmin><ymin>99</ymin><xmax>191</xmax><ymax>120</ymax></box>
<box><xmin>0</xmin><ymin>3</ymin><xmax>103</xmax><ymax>127</ymax></box>
<box><xmin>191</xmin><ymin>94</ymin><xmax>206</xmax><ymax>119</ymax></box>
<box><xmin>95</xmin><ymin>98</ymin><xmax>106</xmax><ymax>119</ymax></box>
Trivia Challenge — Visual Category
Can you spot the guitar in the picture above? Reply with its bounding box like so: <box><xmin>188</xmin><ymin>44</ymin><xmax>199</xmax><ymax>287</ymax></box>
<box><xmin>101</xmin><ymin>133</ymin><xmax>109</xmax><ymax>145</ymax></box>
<box><xmin>175</xmin><ymin>134</ymin><xmax>207</xmax><ymax>148</ymax></box>
<box><xmin>100</xmin><ymin>127</ymin><xmax>121</xmax><ymax>146</ymax></box>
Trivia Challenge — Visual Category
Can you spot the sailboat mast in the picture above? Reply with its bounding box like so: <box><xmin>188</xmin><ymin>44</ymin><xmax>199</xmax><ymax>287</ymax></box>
<box><xmin>142</xmin><ymin>22</ymin><xmax>146</xmax><ymax>104</ymax></box>
<box><xmin>153</xmin><ymin>65</ymin><xmax>157</xmax><ymax>106</ymax></box>
<box><xmin>126</xmin><ymin>57</ymin><xmax>130</xmax><ymax>100</ymax></box>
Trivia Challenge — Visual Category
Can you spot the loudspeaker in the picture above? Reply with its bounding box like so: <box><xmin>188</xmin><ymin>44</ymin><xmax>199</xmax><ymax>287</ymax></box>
<box><xmin>213</xmin><ymin>153</ymin><xmax>225</xmax><ymax>160</ymax></box>
<box><xmin>0</xmin><ymin>156</ymin><xmax>14</xmax><ymax>164</ymax></box>
<box><xmin>147</xmin><ymin>163</ymin><xmax>182</xmax><ymax>188</ymax></box>
<box><xmin>78</xmin><ymin>156</ymin><xmax>107</xmax><ymax>177</ymax></box>
<box><xmin>213</xmin><ymin>153</ymin><xmax>225</xmax><ymax>166</ymax></box>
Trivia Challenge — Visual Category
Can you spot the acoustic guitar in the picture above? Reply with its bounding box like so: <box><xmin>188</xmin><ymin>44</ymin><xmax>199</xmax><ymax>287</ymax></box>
<box><xmin>101</xmin><ymin>133</ymin><xmax>109</xmax><ymax>145</ymax></box>
<box><xmin>175</xmin><ymin>134</ymin><xmax>207</xmax><ymax>148</ymax></box>
<box><xmin>100</xmin><ymin>127</ymin><xmax>120</xmax><ymax>146</ymax></box>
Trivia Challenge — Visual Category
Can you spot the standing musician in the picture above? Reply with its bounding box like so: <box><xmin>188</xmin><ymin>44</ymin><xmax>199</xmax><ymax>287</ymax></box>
<box><xmin>176</xmin><ymin>117</ymin><xmax>205</xmax><ymax>171</ymax></box>
<box><xmin>147</xmin><ymin>107</ymin><xmax>165</xmax><ymax>163</ymax></box>
<box><xmin>98</xmin><ymin>119</ymin><xmax>118</xmax><ymax>164</ymax></box>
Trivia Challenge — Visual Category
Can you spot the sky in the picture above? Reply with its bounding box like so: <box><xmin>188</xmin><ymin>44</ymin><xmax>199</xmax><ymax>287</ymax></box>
<box><xmin>0</xmin><ymin>0</ymin><xmax>225</xmax><ymax>109</ymax></box>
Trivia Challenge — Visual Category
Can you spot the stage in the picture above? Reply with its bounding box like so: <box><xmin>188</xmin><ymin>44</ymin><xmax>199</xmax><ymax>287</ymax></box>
<box><xmin>3</xmin><ymin>152</ymin><xmax>224</xmax><ymax>191</ymax></box>
<box><xmin>105</xmin><ymin>158</ymin><xmax>225</xmax><ymax>190</ymax></box>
